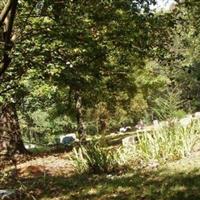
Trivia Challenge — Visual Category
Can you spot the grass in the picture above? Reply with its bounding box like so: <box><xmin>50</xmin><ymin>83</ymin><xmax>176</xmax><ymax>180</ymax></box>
<box><xmin>71</xmin><ymin>142</ymin><xmax>125</xmax><ymax>174</ymax></box>
<box><xmin>2</xmin><ymin>122</ymin><xmax>200</xmax><ymax>200</ymax></box>
<box><xmin>2</xmin><ymin>152</ymin><xmax>200</xmax><ymax>200</ymax></box>
<box><xmin>121</xmin><ymin>121</ymin><xmax>200</xmax><ymax>165</ymax></box>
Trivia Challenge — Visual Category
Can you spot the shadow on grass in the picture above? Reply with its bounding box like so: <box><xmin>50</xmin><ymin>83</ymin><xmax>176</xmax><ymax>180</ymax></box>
<box><xmin>4</xmin><ymin>167</ymin><xmax>200</xmax><ymax>200</ymax></box>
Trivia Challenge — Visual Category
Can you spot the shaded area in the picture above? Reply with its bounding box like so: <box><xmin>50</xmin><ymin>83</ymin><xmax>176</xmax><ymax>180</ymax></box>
<box><xmin>2</xmin><ymin>166</ymin><xmax>200</xmax><ymax>200</ymax></box>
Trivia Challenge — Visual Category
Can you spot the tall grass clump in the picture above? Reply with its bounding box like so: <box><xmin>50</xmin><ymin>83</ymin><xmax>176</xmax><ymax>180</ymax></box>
<box><xmin>71</xmin><ymin>141</ymin><xmax>125</xmax><ymax>174</ymax></box>
<box><xmin>131</xmin><ymin>120</ymin><xmax>200</xmax><ymax>163</ymax></box>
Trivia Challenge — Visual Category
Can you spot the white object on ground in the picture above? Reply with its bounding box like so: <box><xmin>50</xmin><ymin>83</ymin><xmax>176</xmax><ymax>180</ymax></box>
<box><xmin>122</xmin><ymin>136</ymin><xmax>136</xmax><ymax>146</ymax></box>
<box><xmin>59</xmin><ymin>133</ymin><xmax>79</xmax><ymax>145</ymax></box>
<box><xmin>24</xmin><ymin>144</ymin><xmax>36</xmax><ymax>149</ymax></box>
<box><xmin>194</xmin><ymin>112</ymin><xmax>200</xmax><ymax>119</ymax></box>
<box><xmin>119</xmin><ymin>126</ymin><xmax>131</xmax><ymax>133</ymax></box>
<box><xmin>179</xmin><ymin>115</ymin><xmax>193</xmax><ymax>128</ymax></box>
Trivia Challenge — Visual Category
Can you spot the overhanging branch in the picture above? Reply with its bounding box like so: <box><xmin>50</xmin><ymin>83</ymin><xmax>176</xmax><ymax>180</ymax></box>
<box><xmin>0</xmin><ymin>0</ymin><xmax>18</xmax><ymax>79</ymax></box>
<box><xmin>0</xmin><ymin>0</ymin><xmax>12</xmax><ymax>28</ymax></box>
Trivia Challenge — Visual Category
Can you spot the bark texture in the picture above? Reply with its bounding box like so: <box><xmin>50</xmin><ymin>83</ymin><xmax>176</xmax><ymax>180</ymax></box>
<box><xmin>0</xmin><ymin>0</ymin><xmax>18</xmax><ymax>78</ymax></box>
<box><xmin>0</xmin><ymin>102</ymin><xmax>27</xmax><ymax>162</ymax></box>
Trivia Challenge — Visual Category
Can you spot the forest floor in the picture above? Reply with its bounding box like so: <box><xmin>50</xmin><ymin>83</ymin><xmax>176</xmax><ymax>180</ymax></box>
<box><xmin>2</xmin><ymin>133</ymin><xmax>200</xmax><ymax>200</ymax></box>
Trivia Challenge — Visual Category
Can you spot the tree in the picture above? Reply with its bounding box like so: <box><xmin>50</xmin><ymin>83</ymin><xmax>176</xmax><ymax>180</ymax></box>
<box><xmin>0</xmin><ymin>0</ymin><xmax>182</xmax><ymax>154</ymax></box>
<box><xmin>11</xmin><ymin>0</ymin><xmax>160</xmax><ymax>139</ymax></box>
<box><xmin>154</xmin><ymin>0</ymin><xmax>200</xmax><ymax>113</ymax></box>
<box><xmin>0</xmin><ymin>0</ymin><xmax>29</xmax><ymax>160</ymax></box>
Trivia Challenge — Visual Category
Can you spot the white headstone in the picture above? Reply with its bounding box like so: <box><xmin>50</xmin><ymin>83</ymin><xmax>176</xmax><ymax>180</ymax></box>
<box><xmin>122</xmin><ymin>136</ymin><xmax>136</xmax><ymax>146</ymax></box>
<box><xmin>194</xmin><ymin>112</ymin><xmax>200</xmax><ymax>119</ymax></box>
<box><xmin>179</xmin><ymin>116</ymin><xmax>192</xmax><ymax>128</ymax></box>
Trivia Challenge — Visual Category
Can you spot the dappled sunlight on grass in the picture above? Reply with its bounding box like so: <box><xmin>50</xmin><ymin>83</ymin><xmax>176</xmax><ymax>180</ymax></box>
<box><xmin>2</xmin><ymin>164</ymin><xmax>200</xmax><ymax>200</ymax></box>
<box><xmin>2</xmin><ymin>151</ymin><xmax>200</xmax><ymax>199</ymax></box>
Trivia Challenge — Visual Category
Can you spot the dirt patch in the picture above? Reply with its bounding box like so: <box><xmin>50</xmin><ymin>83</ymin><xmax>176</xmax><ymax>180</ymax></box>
<box><xmin>16</xmin><ymin>153</ymin><xmax>75</xmax><ymax>177</ymax></box>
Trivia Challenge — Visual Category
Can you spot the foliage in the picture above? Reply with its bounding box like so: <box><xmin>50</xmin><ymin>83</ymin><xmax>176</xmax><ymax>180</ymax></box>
<box><xmin>3</xmin><ymin>1</ymin><xmax>200</xmax><ymax>199</ymax></box>
<box><xmin>0</xmin><ymin>0</ymin><xmax>162</xmax><ymax>140</ymax></box>
<box><xmin>20</xmin><ymin>109</ymin><xmax>76</xmax><ymax>144</ymax></box>
<box><xmin>71</xmin><ymin>142</ymin><xmax>124</xmax><ymax>174</ymax></box>
<box><xmin>2</xmin><ymin>0</ymin><xmax>200</xmax><ymax>157</ymax></box>
<box><xmin>152</xmin><ymin>88</ymin><xmax>185</xmax><ymax>120</ymax></box>
<box><xmin>129</xmin><ymin>120</ymin><xmax>200</xmax><ymax>163</ymax></box>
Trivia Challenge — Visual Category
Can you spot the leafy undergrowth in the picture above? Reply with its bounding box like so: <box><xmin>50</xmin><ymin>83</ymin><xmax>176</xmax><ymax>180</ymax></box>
<box><xmin>2</xmin><ymin>151</ymin><xmax>200</xmax><ymax>200</ymax></box>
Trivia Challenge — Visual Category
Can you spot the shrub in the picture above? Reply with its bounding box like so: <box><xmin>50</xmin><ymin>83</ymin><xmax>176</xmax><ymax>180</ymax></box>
<box><xmin>71</xmin><ymin>142</ymin><xmax>124</xmax><ymax>174</ymax></box>
<box><xmin>127</xmin><ymin>120</ymin><xmax>200</xmax><ymax>164</ymax></box>
<box><xmin>152</xmin><ymin>88</ymin><xmax>185</xmax><ymax>120</ymax></box>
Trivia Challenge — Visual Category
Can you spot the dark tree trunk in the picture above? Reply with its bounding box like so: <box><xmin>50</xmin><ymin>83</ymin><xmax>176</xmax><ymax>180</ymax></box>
<box><xmin>0</xmin><ymin>0</ymin><xmax>18</xmax><ymax>78</ymax></box>
<box><xmin>11</xmin><ymin>102</ymin><xmax>28</xmax><ymax>153</ymax></box>
<box><xmin>0</xmin><ymin>0</ymin><xmax>12</xmax><ymax>27</ymax></box>
<box><xmin>0</xmin><ymin>102</ymin><xmax>28</xmax><ymax>161</ymax></box>
<box><xmin>99</xmin><ymin>116</ymin><xmax>107</xmax><ymax>134</ymax></box>
<box><xmin>75</xmin><ymin>90</ymin><xmax>85</xmax><ymax>141</ymax></box>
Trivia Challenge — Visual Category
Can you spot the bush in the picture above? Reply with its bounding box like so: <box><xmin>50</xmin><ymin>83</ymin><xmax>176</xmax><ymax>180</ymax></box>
<box><xmin>152</xmin><ymin>88</ymin><xmax>185</xmax><ymax>120</ymax></box>
<box><xmin>126</xmin><ymin>120</ymin><xmax>200</xmax><ymax>164</ymax></box>
<box><xmin>71</xmin><ymin>142</ymin><xmax>124</xmax><ymax>174</ymax></box>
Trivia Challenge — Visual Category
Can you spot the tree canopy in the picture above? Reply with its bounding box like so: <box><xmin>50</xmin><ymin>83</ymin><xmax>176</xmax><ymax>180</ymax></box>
<box><xmin>0</xmin><ymin>0</ymin><xmax>200</xmax><ymax>157</ymax></box>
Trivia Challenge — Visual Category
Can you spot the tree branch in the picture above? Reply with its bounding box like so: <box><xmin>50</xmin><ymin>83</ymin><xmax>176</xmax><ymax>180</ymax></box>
<box><xmin>0</xmin><ymin>85</ymin><xmax>16</xmax><ymax>95</ymax></box>
<box><xmin>0</xmin><ymin>0</ymin><xmax>18</xmax><ymax>79</ymax></box>
<box><xmin>5</xmin><ymin>0</ymin><xmax>18</xmax><ymax>43</ymax></box>
<box><xmin>0</xmin><ymin>0</ymin><xmax>12</xmax><ymax>28</ymax></box>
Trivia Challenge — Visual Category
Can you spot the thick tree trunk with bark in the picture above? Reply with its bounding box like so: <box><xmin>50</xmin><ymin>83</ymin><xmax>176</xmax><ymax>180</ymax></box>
<box><xmin>10</xmin><ymin>102</ymin><xmax>28</xmax><ymax>153</ymax></box>
<box><xmin>0</xmin><ymin>102</ymin><xmax>28</xmax><ymax>161</ymax></box>
<box><xmin>0</xmin><ymin>0</ymin><xmax>25</xmax><ymax>162</ymax></box>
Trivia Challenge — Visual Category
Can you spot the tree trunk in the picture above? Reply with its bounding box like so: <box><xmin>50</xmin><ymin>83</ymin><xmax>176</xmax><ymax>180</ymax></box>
<box><xmin>11</xmin><ymin>102</ymin><xmax>28</xmax><ymax>153</ymax></box>
<box><xmin>0</xmin><ymin>102</ymin><xmax>28</xmax><ymax>160</ymax></box>
<box><xmin>98</xmin><ymin>116</ymin><xmax>107</xmax><ymax>134</ymax></box>
<box><xmin>0</xmin><ymin>0</ymin><xmax>18</xmax><ymax>78</ymax></box>
<box><xmin>75</xmin><ymin>90</ymin><xmax>85</xmax><ymax>141</ymax></box>
<box><xmin>0</xmin><ymin>0</ymin><xmax>12</xmax><ymax>27</ymax></box>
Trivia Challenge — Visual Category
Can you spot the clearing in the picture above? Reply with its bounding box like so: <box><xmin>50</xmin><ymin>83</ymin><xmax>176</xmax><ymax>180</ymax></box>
<box><xmin>2</xmin><ymin>148</ymin><xmax>200</xmax><ymax>200</ymax></box>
